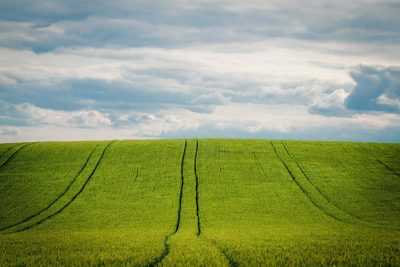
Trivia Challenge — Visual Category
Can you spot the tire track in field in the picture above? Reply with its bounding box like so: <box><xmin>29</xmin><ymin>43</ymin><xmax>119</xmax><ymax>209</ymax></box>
<box><xmin>271</xmin><ymin>141</ymin><xmax>400</xmax><ymax>230</ymax></box>
<box><xmin>376</xmin><ymin>159</ymin><xmax>400</xmax><ymax>177</ymax></box>
<box><xmin>0</xmin><ymin>145</ymin><xmax>17</xmax><ymax>159</ymax></box>
<box><xmin>194</xmin><ymin>139</ymin><xmax>201</xmax><ymax>236</ymax></box>
<box><xmin>270</xmin><ymin>141</ymin><xmax>351</xmax><ymax>224</ymax></box>
<box><xmin>194</xmin><ymin>140</ymin><xmax>238</xmax><ymax>267</ymax></box>
<box><xmin>252</xmin><ymin>151</ymin><xmax>268</xmax><ymax>179</ymax></box>
<box><xmin>333</xmin><ymin>143</ymin><xmax>400</xmax><ymax>228</ymax></box>
<box><xmin>8</xmin><ymin>141</ymin><xmax>115</xmax><ymax>233</ymax></box>
<box><xmin>281</xmin><ymin>141</ymin><xmax>364</xmax><ymax>221</ymax></box>
<box><xmin>205</xmin><ymin>239</ymin><xmax>239</xmax><ymax>267</ymax></box>
<box><xmin>0</xmin><ymin>143</ymin><xmax>32</xmax><ymax>170</ymax></box>
<box><xmin>134</xmin><ymin>167</ymin><xmax>140</xmax><ymax>181</ymax></box>
<box><xmin>343</xmin><ymin>145</ymin><xmax>400</xmax><ymax>230</ymax></box>
<box><xmin>0</xmin><ymin>145</ymin><xmax>98</xmax><ymax>232</ymax></box>
<box><xmin>147</xmin><ymin>140</ymin><xmax>187</xmax><ymax>267</ymax></box>
<box><xmin>217</xmin><ymin>247</ymin><xmax>239</xmax><ymax>267</ymax></box>
<box><xmin>355</xmin><ymin>143</ymin><xmax>400</xmax><ymax>178</ymax></box>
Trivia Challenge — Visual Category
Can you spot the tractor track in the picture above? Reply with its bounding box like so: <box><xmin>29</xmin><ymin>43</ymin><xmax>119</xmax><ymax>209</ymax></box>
<box><xmin>271</xmin><ymin>141</ymin><xmax>400</xmax><ymax>231</ymax></box>
<box><xmin>252</xmin><ymin>151</ymin><xmax>268</xmax><ymax>179</ymax></box>
<box><xmin>0</xmin><ymin>145</ymin><xmax>98</xmax><ymax>232</ymax></box>
<box><xmin>175</xmin><ymin>140</ymin><xmax>186</xmax><ymax>234</ymax></box>
<box><xmin>377</xmin><ymin>159</ymin><xmax>400</xmax><ymax>178</ymax></box>
<box><xmin>270</xmin><ymin>141</ymin><xmax>351</xmax><ymax>225</ymax></box>
<box><xmin>218</xmin><ymin>246</ymin><xmax>239</xmax><ymax>267</ymax></box>
<box><xmin>354</xmin><ymin>143</ymin><xmax>400</xmax><ymax>177</ymax></box>
<box><xmin>8</xmin><ymin>141</ymin><xmax>115</xmax><ymax>233</ymax></box>
<box><xmin>0</xmin><ymin>143</ymin><xmax>32</xmax><ymax>170</ymax></box>
<box><xmin>0</xmin><ymin>145</ymin><xmax>17</xmax><ymax>159</ymax></box>
<box><xmin>194</xmin><ymin>139</ymin><xmax>201</xmax><ymax>236</ymax></box>
<box><xmin>355</xmin><ymin>144</ymin><xmax>400</xmax><ymax>178</ymax></box>
<box><xmin>134</xmin><ymin>167</ymin><xmax>140</xmax><ymax>181</ymax></box>
<box><xmin>148</xmin><ymin>139</ymin><xmax>234</xmax><ymax>267</ymax></box>
<box><xmin>205</xmin><ymin>239</ymin><xmax>239</xmax><ymax>267</ymax></box>
<box><xmin>281</xmin><ymin>142</ymin><xmax>364</xmax><ymax>221</ymax></box>
<box><xmin>147</xmin><ymin>140</ymin><xmax>187</xmax><ymax>267</ymax></box>
<box><xmin>195</xmin><ymin>140</ymin><xmax>236</xmax><ymax>267</ymax></box>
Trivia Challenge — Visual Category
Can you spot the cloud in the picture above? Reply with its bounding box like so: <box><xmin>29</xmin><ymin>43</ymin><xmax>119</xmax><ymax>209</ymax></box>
<box><xmin>3</xmin><ymin>103</ymin><xmax>400</xmax><ymax>142</ymax></box>
<box><xmin>1</xmin><ymin>1</ymin><xmax>400</xmax><ymax>142</ymax></box>
<box><xmin>0</xmin><ymin>101</ymin><xmax>112</xmax><ymax>128</ymax></box>
<box><xmin>345</xmin><ymin>65</ymin><xmax>400</xmax><ymax>113</ymax></box>
<box><xmin>0</xmin><ymin>127</ymin><xmax>19</xmax><ymax>137</ymax></box>
<box><xmin>0</xmin><ymin>45</ymin><xmax>355</xmax><ymax>117</ymax></box>
<box><xmin>0</xmin><ymin>0</ymin><xmax>399</xmax><ymax>53</ymax></box>
<box><xmin>309</xmin><ymin>88</ymin><xmax>351</xmax><ymax>116</ymax></box>
<box><xmin>309</xmin><ymin>65</ymin><xmax>400</xmax><ymax>116</ymax></box>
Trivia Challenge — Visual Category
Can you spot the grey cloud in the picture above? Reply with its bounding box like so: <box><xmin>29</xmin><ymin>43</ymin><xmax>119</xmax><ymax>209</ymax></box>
<box><xmin>0</xmin><ymin>65</ymin><xmax>339</xmax><ymax>117</ymax></box>
<box><xmin>0</xmin><ymin>101</ymin><xmax>38</xmax><ymax>126</ymax></box>
<box><xmin>1</xmin><ymin>0</ymin><xmax>399</xmax><ymax>52</ymax></box>
<box><xmin>0</xmin><ymin>78</ymin><xmax>187</xmax><ymax>112</ymax></box>
<box><xmin>309</xmin><ymin>65</ymin><xmax>400</xmax><ymax>117</ymax></box>
<box><xmin>345</xmin><ymin>65</ymin><xmax>400</xmax><ymax>113</ymax></box>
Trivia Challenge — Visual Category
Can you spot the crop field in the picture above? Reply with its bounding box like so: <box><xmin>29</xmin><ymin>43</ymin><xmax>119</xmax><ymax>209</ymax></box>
<box><xmin>0</xmin><ymin>139</ymin><xmax>399</xmax><ymax>266</ymax></box>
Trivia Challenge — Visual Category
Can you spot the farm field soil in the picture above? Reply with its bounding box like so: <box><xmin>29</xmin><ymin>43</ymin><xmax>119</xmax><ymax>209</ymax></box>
<box><xmin>0</xmin><ymin>139</ymin><xmax>399</xmax><ymax>266</ymax></box>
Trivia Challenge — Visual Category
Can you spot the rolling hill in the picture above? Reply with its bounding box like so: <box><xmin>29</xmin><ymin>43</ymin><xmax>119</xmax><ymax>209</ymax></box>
<box><xmin>0</xmin><ymin>139</ymin><xmax>399</xmax><ymax>266</ymax></box>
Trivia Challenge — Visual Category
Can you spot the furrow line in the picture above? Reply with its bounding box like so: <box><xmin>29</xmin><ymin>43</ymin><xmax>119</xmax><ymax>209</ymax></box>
<box><xmin>147</xmin><ymin>140</ymin><xmax>187</xmax><ymax>267</ymax></box>
<box><xmin>9</xmin><ymin>141</ymin><xmax>115</xmax><ymax>233</ymax></box>
<box><xmin>0</xmin><ymin>145</ymin><xmax>99</xmax><ymax>232</ymax></box>
<box><xmin>270</xmin><ymin>141</ymin><xmax>350</xmax><ymax>225</ymax></box>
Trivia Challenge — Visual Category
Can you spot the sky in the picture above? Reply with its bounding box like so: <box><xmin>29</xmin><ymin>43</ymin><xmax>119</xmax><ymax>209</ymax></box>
<box><xmin>0</xmin><ymin>0</ymin><xmax>400</xmax><ymax>142</ymax></box>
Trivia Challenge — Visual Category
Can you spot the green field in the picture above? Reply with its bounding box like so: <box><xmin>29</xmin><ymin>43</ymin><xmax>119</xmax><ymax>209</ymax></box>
<box><xmin>0</xmin><ymin>139</ymin><xmax>399</xmax><ymax>266</ymax></box>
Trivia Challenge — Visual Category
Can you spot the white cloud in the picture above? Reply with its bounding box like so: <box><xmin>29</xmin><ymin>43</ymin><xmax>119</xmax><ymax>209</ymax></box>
<box><xmin>0</xmin><ymin>127</ymin><xmax>19</xmax><ymax>138</ymax></box>
<box><xmin>309</xmin><ymin>88</ymin><xmax>351</xmax><ymax>116</ymax></box>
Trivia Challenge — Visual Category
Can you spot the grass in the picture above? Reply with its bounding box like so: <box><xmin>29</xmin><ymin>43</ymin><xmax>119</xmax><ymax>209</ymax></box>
<box><xmin>0</xmin><ymin>139</ymin><xmax>399</xmax><ymax>266</ymax></box>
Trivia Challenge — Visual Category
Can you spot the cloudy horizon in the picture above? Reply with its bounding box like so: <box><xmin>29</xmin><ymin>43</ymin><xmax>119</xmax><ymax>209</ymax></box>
<box><xmin>1</xmin><ymin>0</ymin><xmax>400</xmax><ymax>142</ymax></box>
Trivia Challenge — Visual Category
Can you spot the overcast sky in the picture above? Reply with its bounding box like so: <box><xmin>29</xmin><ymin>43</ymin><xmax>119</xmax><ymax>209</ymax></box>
<box><xmin>1</xmin><ymin>0</ymin><xmax>400</xmax><ymax>142</ymax></box>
